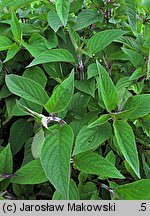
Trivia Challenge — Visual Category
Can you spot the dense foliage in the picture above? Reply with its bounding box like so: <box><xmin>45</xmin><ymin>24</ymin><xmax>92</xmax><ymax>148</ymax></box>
<box><xmin>0</xmin><ymin>0</ymin><xmax>150</xmax><ymax>200</ymax></box>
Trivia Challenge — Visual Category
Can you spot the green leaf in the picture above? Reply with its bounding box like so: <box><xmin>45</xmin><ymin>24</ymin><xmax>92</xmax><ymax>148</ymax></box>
<box><xmin>27</xmin><ymin>49</ymin><xmax>75</xmax><ymax>67</ymax></box>
<box><xmin>70</xmin><ymin>0</ymin><xmax>83</xmax><ymax>13</ymax></box>
<box><xmin>123</xmin><ymin>94</ymin><xmax>150</xmax><ymax>119</ymax></box>
<box><xmin>5</xmin><ymin>74</ymin><xmax>49</xmax><ymax>106</ymax></box>
<box><xmin>0</xmin><ymin>144</ymin><xmax>12</xmax><ymax>177</ymax></box>
<box><xmin>73</xmin><ymin>122</ymin><xmax>112</xmax><ymax>155</ymax></box>
<box><xmin>87</xmin><ymin>29</ymin><xmax>126</xmax><ymax>54</ymax></box>
<box><xmin>8</xmin><ymin>119</ymin><xmax>33</xmax><ymax>155</ymax></box>
<box><xmin>113</xmin><ymin>120</ymin><xmax>140</xmax><ymax>178</ymax></box>
<box><xmin>147</xmin><ymin>50</ymin><xmax>150</xmax><ymax>79</ymax></box>
<box><xmin>87</xmin><ymin>114</ymin><xmax>111</xmax><ymax>128</ymax></box>
<box><xmin>68</xmin><ymin>25</ymin><xmax>80</xmax><ymax>49</ymax></box>
<box><xmin>53</xmin><ymin>179</ymin><xmax>80</xmax><ymax>200</ymax></box>
<box><xmin>40</xmin><ymin>124</ymin><xmax>74</xmax><ymax>199</ymax></box>
<box><xmin>115</xmin><ymin>179</ymin><xmax>150</xmax><ymax>200</ymax></box>
<box><xmin>11</xmin><ymin>160</ymin><xmax>48</xmax><ymax>184</ymax></box>
<box><xmin>45</xmin><ymin>71</ymin><xmax>74</xmax><ymax>113</ymax></box>
<box><xmin>79</xmin><ymin>182</ymin><xmax>98</xmax><ymax>200</ymax></box>
<box><xmin>11</xmin><ymin>11</ymin><xmax>22</xmax><ymax>43</ymax></box>
<box><xmin>22</xmin><ymin>138</ymin><xmax>34</xmax><ymax>166</ymax></box>
<box><xmin>10</xmin><ymin>98</ymin><xmax>43</xmax><ymax>117</ymax></box>
<box><xmin>122</xmin><ymin>48</ymin><xmax>145</xmax><ymax>68</ymax></box>
<box><xmin>75</xmin><ymin>78</ymin><xmax>95</xmax><ymax>97</ymax></box>
<box><xmin>74</xmin><ymin>152</ymin><xmax>124</xmax><ymax>179</ymax></box>
<box><xmin>55</xmin><ymin>0</ymin><xmax>70</xmax><ymax>26</ymax></box>
<box><xmin>0</xmin><ymin>36</ymin><xmax>13</xmax><ymax>51</ymax></box>
<box><xmin>69</xmin><ymin>92</ymin><xmax>90</xmax><ymax>119</ymax></box>
<box><xmin>87</xmin><ymin>63</ymin><xmax>98</xmax><ymax>79</ymax></box>
<box><xmin>114</xmin><ymin>107</ymin><xmax>138</xmax><ymax>120</ymax></box>
<box><xmin>47</xmin><ymin>11</ymin><xmax>63</xmax><ymax>32</ymax></box>
<box><xmin>125</xmin><ymin>0</ymin><xmax>137</xmax><ymax>32</ymax></box>
<box><xmin>23</xmin><ymin>66</ymin><xmax>47</xmax><ymax>88</ymax></box>
<box><xmin>74</xmin><ymin>9</ymin><xmax>103</xmax><ymax>31</ymax></box>
<box><xmin>22</xmin><ymin>33</ymin><xmax>56</xmax><ymax>58</ymax></box>
<box><xmin>129</xmin><ymin>67</ymin><xmax>144</xmax><ymax>81</ymax></box>
<box><xmin>142</xmin><ymin>154</ymin><xmax>150</xmax><ymax>178</ymax></box>
<box><xmin>0</xmin><ymin>0</ymin><xmax>40</xmax><ymax>11</ymax></box>
<box><xmin>4</xmin><ymin>43</ymin><xmax>20</xmax><ymax>62</ymax></box>
<box><xmin>31</xmin><ymin>128</ymin><xmax>45</xmax><ymax>159</ymax></box>
<box><xmin>106</xmin><ymin>150</ymin><xmax>116</xmax><ymax>166</ymax></box>
<box><xmin>97</xmin><ymin>61</ymin><xmax>119</xmax><ymax>112</ymax></box>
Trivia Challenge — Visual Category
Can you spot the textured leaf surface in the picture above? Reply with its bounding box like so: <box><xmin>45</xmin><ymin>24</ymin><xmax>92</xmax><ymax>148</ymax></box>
<box><xmin>74</xmin><ymin>152</ymin><xmax>124</xmax><ymax>179</ymax></box>
<box><xmin>0</xmin><ymin>145</ymin><xmax>12</xmax><ymax>176</ymax></box>
<box><xmin>123</xmin><ymin>94</ymin><xmax>150</xmax><ymax>119</ymax></box>
<box><xmin>47</xmin><ymin>11</ymin><xmax>63</xmax><ymax>32</ymax></box>
<box><xmin>4</xmin><ymin>43</ymin><xmax>20</xmax><ymax>62</ymax></box>
<box><xmin>88</xmin><ymin>114</ymin><xmax>111</xmax><ymax>128</ymax></box>
<box><xmin>8</xmin><ymin>119</ymin><xmax>33</xmax><ymax>155</ymax></box>
<box><xmin>0</xmin><ymin>36</ymin><xmax>13</xmax><ymax>51</ymax></box>
<box><xmin>122</xmin><ymin>48</ymin><xmax>144</xmax><ymax>68</ymax></box>
<box><xmin>11</xmin><ymin>11</ymin><xmax>22</xmax><ymax>42</ymax></box>
<box><xmin>55</xmin><ymin>0</ymin><xmax>70</xmax><ymax>26</ymax></box>
<box><xmin>75</xmin><ymin>78</ymin><xmax>95</xmax><ymax>97</ymax></box>
<box><xmin>97</xmin><ymin>61</ymin><xmax>119</xmax><ymax>112</ymax></box>
<box><xmin>23</xmin><ymin>66</ymin><xmax>47</xmax><ymax>88</ymax></box>
<box><xmin>115</xmin><ymin>179</ymin><xmax>150</xmax><ymax>200</ymax></box>
<box><xmin>45</xmin><ymin>71</ymin><xmax>74</xmax><ymax>113</ymax></box>
<box><xmin>53</xmin><ymin>179</ymin><xmax>80</xmax><ymax>200</ymax></box>
<box><xmin>113</xmin><ymin>120</ymin><xmax>140</xmax><ymax>178</ymax></box>
<box><xmin>11</xmin><ymin>160</ymin><xmax>48</xmax><ymax>184</ymax></box>
<box><xmin>32</xmin><ymin>128</ymin><xmax>45</xmax><ymax>159</ymax></box>
<box><xmin>75</xmin><ymin>9</ymin><xmax>103</xmax><ymax>30</ymax></box>
<box><xmin>28</xmin><ymin>49</ymin><xmax>75</xmax><ymax>67</ymax></box>
<box><xmin>6</xmin><ymin>75</ymin><xmax>49</xmax><ymax>106</ymax></box>
<box><xmin>87</xmin><ymin>29</ymin><xmax>126</xmax><ymax>54</ymax></box>
<box><xmin>73</xmin><ymin>122</ymin><xmax>112</xmax><ymax>155</ymax></box>
<box><xmin>40</xmin><ymin>125</ymin><xmax>74</xmax><ymax>199</ymax></box>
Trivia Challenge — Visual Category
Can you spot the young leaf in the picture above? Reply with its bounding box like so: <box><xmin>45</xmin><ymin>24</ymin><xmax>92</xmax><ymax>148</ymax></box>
<box><xmin>45</xmin><ymin>71</ymin><xmax>74</xmax><ymax>113</ymax></box>
<box><xmin>40</xmin><ymin>124</ymin><xmax>74</xmax><ymax>199</ymax></box>
<box><xmin>113</xmin><ymin>120</ymin><xmax>140</xmax><ymax>178</ymax></box>
<box><xmin>0</xmin><ymin>36</ymin><xmax>13</xmax><ymax>51</ymax></box>
<box><xmin>73</xmin><ymin>122</ymin><xmax>112</xmax><ymax>155</ymax></box>
<box><xmin>6</xmin><ymin>74</ymin><xmax>49</xmax><ymax>106</ymax></box>
<box><xmin>74</xmin><ymin>152</ymin><xmax>124</xmax><ymax>179</ymax></box>
<box><xmin>47</xmin><ymin>10</ymin><xmax>63</xmax><ymax>32</ymax></box>
<box><xmin>97</xmin><ymin>61</ymin><xmax>119</xmax><ymax>112</ymax></box>
<box><xmin>8</xmin><ymin>119</ymin><xmax>33</xmax><ymax>155</ymax></box>
<box><xmin>11</xmin><ymin>160</ymin><xmax>48</xmax><ymax>184</ymax></box>
<box><xmin>87</xmin><ymin>29</ymin><xmax>126</xmax><ymax>54</ymax></box>
<box><xmin>11</xmin><ymin>11</ymin><xmax>22</xmax><ymax>43</ymax></box>
<box><xmin>88</xmin><ymin>114</ymin><xmax>111</xmax><ymax>128</ymax></box>
<box><xmin>27</xmin><ymin>49</ymin><xmax>75</xmax><ymax>67</ymax></box>
<box><xmin>55</xmin><ymin>0</ymin><xmax>70</xmax><ymax>26</ymax></box>
<box><xmin>123</xmin><ymin>94</ymin><xmax>150</xmax><ymax>119</ymax></box>
<box><xmin>115</xmin><ymin>179</ymin><xmax>150</xmax><ymax>200</ymax></box>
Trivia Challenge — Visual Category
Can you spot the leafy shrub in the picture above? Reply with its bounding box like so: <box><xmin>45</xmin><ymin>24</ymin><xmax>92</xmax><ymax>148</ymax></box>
<box><xmin>0</xmin><ymin>0</ymin><xmax>150</xmax><ymax>200</ymax></box>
